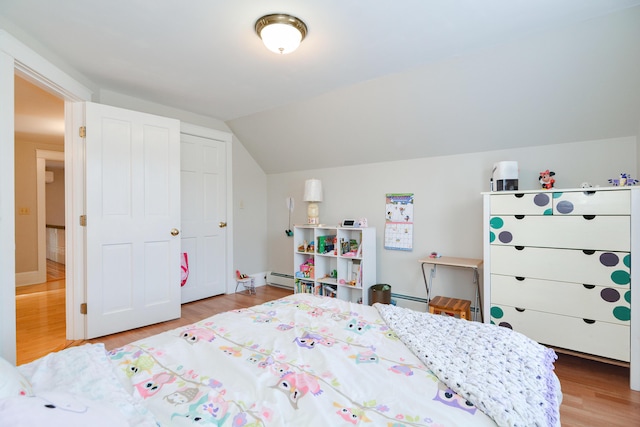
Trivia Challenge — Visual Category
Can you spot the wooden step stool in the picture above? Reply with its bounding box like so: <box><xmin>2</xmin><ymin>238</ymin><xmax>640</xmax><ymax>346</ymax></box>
<box><xmin>428</xmin><ymin>296</ymin><xmax>471</xmax><ymax>320</ymax></box>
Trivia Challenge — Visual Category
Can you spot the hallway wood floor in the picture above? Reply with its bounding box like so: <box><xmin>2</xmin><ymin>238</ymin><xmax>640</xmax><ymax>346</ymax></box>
<box><xmin>15</xmin><ymin>260</ymin><xmax>68</xmax><ymax>365</ymax></box>
<box><xmin>15</xmin><ymin>284</ymin><xmax>640</xmax><ymax>426</ymax></box>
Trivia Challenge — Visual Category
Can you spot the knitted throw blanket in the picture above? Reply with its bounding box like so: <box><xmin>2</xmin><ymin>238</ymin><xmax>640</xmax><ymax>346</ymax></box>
<box><xmin>375</xmin><ymin>304</ymin><xmax>559</xmax><ymax>427</ymax></box>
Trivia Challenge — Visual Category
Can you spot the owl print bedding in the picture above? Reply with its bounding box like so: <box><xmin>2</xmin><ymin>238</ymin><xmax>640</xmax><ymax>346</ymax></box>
<box><xmin>107</xmin><ymin>293</ymin><xmax>559</xmax><ymax>426</ymax></box>
<box><xmin>15</xmin><ymin>293</ymin><xmax>560</xmax><ymax>426</ymax></box>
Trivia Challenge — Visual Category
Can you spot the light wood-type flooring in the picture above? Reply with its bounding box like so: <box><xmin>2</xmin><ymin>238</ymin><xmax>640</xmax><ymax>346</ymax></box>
<box><xmin>16</xmin><ymin>282</ymin><xmax>640</xmax><ymax>426</ymax></box>
<box><xmin>15</xmin><ymin>259</ymin><xmax>68</xmax><ymax>365</ymax></box>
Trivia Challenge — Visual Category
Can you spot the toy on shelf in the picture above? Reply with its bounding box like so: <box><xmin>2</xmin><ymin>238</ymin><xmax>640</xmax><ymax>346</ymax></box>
<box><xmin>539</xmin><ymin>170</ymin><xmax>556</xmax><ymax>189</ymax></box>
<box><xmin>236</xmin><ymin>270</ymin><xmax>249</xmax><ymax>280</ymax></box>
<box><xmin>608</xmin><ymin>173</ymin><xmax>638</xmax><ymax>186</ymax></box>
<box><xmin>297</xmin><ymin>240</ymin><xmax>315</xmax><ymax>253</ymax></box>
<box><xmin>295</xmin><ymin>257</ymin><xmax>315</xmax><ymax>279</ymax></box>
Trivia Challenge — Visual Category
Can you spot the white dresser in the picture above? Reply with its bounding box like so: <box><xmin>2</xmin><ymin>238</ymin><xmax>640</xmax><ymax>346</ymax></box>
<box><xmin>482</xmin><ymin>187</ymin><xmax>639</xmax><ymax>390</ymax></box>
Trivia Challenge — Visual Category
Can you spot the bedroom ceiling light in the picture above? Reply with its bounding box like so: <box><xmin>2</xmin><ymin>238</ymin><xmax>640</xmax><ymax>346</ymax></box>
<box><xmin>303</xmin><ymin>179</ymin><xmax>323</xmax><ymax>225</ymax></box>
<box><xmin>255</xmin><ymin>13</ymin><xmax>307</xmax><ymax>54</ymax></box>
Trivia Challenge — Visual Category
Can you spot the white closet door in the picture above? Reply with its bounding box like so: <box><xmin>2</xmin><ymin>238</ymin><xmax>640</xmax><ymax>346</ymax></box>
<box><xmin>180</xmin><ymin>133</ymin><xmax>227</xmax><ymax>303</ymax></box>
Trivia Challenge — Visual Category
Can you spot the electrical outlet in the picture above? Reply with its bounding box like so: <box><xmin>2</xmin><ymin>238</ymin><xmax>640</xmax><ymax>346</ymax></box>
<box><xmin>18</xmin><ymin>207</ymin><xmax>30</xmax><ymax>215</ymax></box>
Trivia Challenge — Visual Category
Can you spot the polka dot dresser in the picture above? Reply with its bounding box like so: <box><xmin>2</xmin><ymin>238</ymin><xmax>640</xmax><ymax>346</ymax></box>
<box><xmin>483</xmin><ymin>187</ymin><xmax>639</xmax><ymax>390</ymax></box>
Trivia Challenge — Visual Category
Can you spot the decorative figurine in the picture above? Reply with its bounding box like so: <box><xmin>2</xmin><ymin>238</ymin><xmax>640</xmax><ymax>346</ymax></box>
<box><xmin>608</xmin><ymin>173</ymin><xmax>638</xmax><ymax>186</ymax></box>
<box><xmin>539</xmin><ymin>170</ymin><xmax>556</xmax><ymax>189</ymax></box>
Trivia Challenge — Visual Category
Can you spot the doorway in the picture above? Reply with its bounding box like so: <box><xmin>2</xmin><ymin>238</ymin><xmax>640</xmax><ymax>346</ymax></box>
<box><xmin>14</xmin><ymin>74</ymin><xmax>68</xmax><ymax>364</ymax></box>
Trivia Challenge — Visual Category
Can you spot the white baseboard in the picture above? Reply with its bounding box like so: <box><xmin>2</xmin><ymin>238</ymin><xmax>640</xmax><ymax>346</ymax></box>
<box><xmin>15</xmin><ymin>270</ymin><xmax>46</xmax><ymax>287</ymax></box>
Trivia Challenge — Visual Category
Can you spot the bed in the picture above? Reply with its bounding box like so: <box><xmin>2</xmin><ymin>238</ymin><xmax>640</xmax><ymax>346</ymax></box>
<box><xmin>2</xmin><ymin>294</ymin><xmax>561</xmax><ymax>426</ymax></box>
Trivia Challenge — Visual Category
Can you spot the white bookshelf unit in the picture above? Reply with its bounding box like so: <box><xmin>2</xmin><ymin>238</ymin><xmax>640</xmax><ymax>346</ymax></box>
<box><xmin>293</xmin><ymin>225</ymin><xmax>376</xmax><ymax>304</ymax></box>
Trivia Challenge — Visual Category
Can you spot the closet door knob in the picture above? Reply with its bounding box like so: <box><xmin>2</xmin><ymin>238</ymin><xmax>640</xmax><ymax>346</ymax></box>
<box><xmin>219</xmin><ymin>222</ymin><xmax>227</xmax><ymax>228</ymax></box>
<box><xmin>170</xmin><ymin>228</ymin><xmax>180</xmax><ymax>236</ymax></box>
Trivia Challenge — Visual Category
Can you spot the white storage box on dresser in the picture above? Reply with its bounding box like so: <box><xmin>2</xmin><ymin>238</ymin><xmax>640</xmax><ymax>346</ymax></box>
<box><xmin>293</xmin><ymin>225</ymin><xmax>376</xmax><ymax>304</ymax></box>
<box><xmin>482</xmin><ymin>187</ymin><xmax>640</xmax><ymax>390</ymax></box>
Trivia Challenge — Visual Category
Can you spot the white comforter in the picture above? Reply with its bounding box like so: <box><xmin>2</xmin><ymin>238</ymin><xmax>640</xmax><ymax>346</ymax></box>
<box><xmin>376</xmin><ymin>303</ymin><xmax>560</xmax><ymax>427</ymax></box>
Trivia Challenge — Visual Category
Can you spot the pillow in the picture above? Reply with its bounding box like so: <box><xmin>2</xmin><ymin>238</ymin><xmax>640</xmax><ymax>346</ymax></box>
<box><xmin>0</xmin><ymin>356</ymin><xmax>33</xmax><ymax>398</ymax></box>
<box><xmin>0</xmin><ymin>391</ymin><xmax>128</xmax><ymax>427</ymax></box>
<box><xmin>18</xmin><ymin>343</ymin><xmax>158</xmax><ymax>426</ymax></box>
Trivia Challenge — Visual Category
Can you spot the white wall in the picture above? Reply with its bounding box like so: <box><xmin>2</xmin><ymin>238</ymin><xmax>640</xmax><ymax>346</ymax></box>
<box><xmin>232</xmin><ymin>135</ymin><xmax>268</xmax><ymax>278</ymax></box>
<box><xmin>267</xmin><ymin>137</ymin><xmax>638</xmax><ymax>309</ymax></box>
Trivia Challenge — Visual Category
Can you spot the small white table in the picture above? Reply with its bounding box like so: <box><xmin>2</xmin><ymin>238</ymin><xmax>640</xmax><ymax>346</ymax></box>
<box><xmin>418</xmin><ymin>256</ymin><xmax>483</xmax><ymax>322</ymax></box>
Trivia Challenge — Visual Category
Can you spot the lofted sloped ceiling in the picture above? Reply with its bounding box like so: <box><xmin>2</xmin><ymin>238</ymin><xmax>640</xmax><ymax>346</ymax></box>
<box><xmin>2</xmin><ymin>0</ymin><xmax>640</xmax><ymax>173</ymax></box>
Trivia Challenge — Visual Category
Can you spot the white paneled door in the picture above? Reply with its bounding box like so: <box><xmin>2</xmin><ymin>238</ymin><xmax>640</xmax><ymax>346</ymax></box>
<box><xmin>85</xmin><ymin>102</ymin><xmax>181</xmax><ymax>339</ymax></box>
<box><xmin>179</xmin><ymin>133</ymin><xmax>227</xmax><ymax>303</ymax></box>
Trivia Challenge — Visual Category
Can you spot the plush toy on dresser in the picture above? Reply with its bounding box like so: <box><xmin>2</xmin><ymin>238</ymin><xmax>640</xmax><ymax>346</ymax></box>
<box><xmin>538</xmin><ymin>170</ymin><xmax>555</xmax><ymax>189</ymax></box>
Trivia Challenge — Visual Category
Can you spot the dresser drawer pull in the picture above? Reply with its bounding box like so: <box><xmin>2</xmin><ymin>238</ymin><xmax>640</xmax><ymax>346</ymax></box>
<box><xmin>583</xmin><ymin>250</ymin><xmax>596</xmax><ymax>255</ymax></box>
<box><xmin>583</xmin><ymin>319</ymin><xmax>596</xmax><ymax>324</ymax></box>
<box><xmin>583</xmin><ymin>215</ymin><xmax>595</xmax><ymax>220</ymax></box>
<box><xmin>583</xmin><ymin>190</ymin><xmax>596</xmax><ymax>196</ymax></box>
<box><xmin>515</xmin><ymin>307</ymin><xmax>525</xmax><ymax>312</ymax></box>
<box><xmin>515</xmin><ymin>215</ymin><xmax>525</xmax><ymax>220</ymax></box>
<box><xmin>515</xmin><ymin>277</ymin><xmax>525</xmax><ymax>281</ymax></box>
<box><xmin>515</xmin><ymin>246</ymin><xmax>525</xmax><ymax>251</ymax></box>
<box><xmin>514</xmin><ymin>193</ymin><xmax>524</xmax><ymax>198</ymax></box>
<box><xmin>583</xmin><ymin>284</ymin><xmax>596</xmax><ymax>289</ymax></box>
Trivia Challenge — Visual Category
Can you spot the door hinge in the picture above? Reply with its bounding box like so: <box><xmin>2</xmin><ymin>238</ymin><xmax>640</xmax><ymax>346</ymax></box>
<box><xmin>79</xmin><ymin>215</ymin><xmax>87</xmax><ymax>226</ymax></box>
<box><xmin>80</xmin><ymin>303</ymin><xmax>87</xmax><ymax>315</ymax></box>
<box><xmin>79</xmin><ymin>126</ymin><xmax>86</xmax><ymax>138</ymax></box>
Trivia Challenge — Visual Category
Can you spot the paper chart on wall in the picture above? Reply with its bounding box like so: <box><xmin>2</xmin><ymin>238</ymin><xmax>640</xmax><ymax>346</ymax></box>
<box><xmin>384</xmin><ymin>193</ymin><xmax>414</xmax><ymax>251</ymax></box>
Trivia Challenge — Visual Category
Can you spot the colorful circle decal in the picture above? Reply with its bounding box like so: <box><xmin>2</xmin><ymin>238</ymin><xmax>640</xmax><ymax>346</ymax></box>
<box><xmin>533</xmin><ymin>193</ymin><xmax>550</xmax><ymax>207</ymax></box>
<box><xmin>600</xmin><ymin>288</ymin><xmax>620</xmax><ymax>302</ymax></box>
<box><xmin>555</xmin><ymin>200</ymin><xmax>574</xmax><ymax>214</ymax></box>
<box><xmin>611</xmin><ymin>270</ymin><xmax>630</xmax><ymax>285</ymax></box>
<box><xmin>490</xmin><ymin>217</ymin><xmax>504</xmax><ymax>229</ymax></box>
<box><xmin>498</xmin><ymin>322</ymin><xmax>513</xmax><ymax>330</ymax></box>
<box><xmin>613</xmin><ymin>306</ymin><xmax>631</xmax><ymax>322</ymax></box>
<box><xmin>490</xmin><ymin>306</ymin><xmax>504</xmax><ymax>319</ymax></box>
<box><xmin>599</xmin><ymin>253</ymin><xmax>619</xmax><ymax>267</ymax></box>
<box><xmin>498</xmin><ymin>231</ymin><xmax>513</xmax><ymax>244</ymax></box>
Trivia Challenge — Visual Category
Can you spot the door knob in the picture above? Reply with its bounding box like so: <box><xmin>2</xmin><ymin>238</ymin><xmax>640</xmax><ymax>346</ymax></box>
<box><xmin>219</xmin><ymin>222</ymin><xmax>227</xmax><ymax>228</ymax></box>
<box><xmin>171</xmin><ymin>228</ymin><xmax>180</xmax><ymax>236</ymax></box>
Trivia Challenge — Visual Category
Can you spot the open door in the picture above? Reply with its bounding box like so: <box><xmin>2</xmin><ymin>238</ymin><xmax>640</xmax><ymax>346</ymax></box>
<box><xmin>84</xmin><ymin>102</ymin><xmax>181</xmax><ymax>338</ymax></box>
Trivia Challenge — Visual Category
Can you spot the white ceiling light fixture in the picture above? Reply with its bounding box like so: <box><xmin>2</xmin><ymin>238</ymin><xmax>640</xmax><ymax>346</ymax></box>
<box><xmin>255</xmin><ymin>13</ymin><xmax>307</xmax><ymax>55</ymax></box>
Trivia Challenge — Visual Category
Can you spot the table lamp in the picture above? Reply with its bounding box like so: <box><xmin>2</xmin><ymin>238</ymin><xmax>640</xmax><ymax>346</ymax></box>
<box><xmin>303</xmin><ymin>179</ymin><xmax>323</xmax><ymax>225</ymax></box>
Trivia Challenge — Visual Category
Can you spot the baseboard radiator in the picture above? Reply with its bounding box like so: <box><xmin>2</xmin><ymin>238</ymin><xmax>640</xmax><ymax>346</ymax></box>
<box><xmin>266</xmin><ymin>272</ymin><xmax>295</xmax><ymax>289</ymax></box>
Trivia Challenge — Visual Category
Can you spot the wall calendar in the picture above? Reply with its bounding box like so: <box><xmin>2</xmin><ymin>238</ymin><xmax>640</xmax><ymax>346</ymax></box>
<box><xmin>384</xmin><ymin>193</ymin><xmax>414</xmax><ymax>251</ymax></box>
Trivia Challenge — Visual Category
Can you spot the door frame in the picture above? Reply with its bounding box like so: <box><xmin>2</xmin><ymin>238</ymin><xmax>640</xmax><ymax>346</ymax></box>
<box><xmin>0</xmin><ymin>30</ymin><xmax>235</xmax><ymax>362</ymax></box>
<box><xmin>0</xmin><ymin>30</ymin><xmax>92</xmax><ymax>362</ymax></box>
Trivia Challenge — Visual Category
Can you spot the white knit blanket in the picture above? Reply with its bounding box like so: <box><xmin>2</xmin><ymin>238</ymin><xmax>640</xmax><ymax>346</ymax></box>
<box><xmin>375</xmin><ymin>304</ymin><xmax>559</xmax><ymax>427</ymax></box>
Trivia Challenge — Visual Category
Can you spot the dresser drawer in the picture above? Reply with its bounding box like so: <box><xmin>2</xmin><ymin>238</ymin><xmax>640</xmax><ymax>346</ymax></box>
<box><xmin>489</xmin><ymin>192</ymin><xmax>553</xmax><ymax>215</ymax></box>
<box><xmin>553</xmin><ymin>190</ymin><xmax>630</xmax><ymax>215</ymax></box>
<box><xmin>489</xmin><ymin>215</ymin><xmax>630</xmax><ymax>251</ymax></box>
<box><xmin>489</xmin><ymin>305</ymin><xmax>630</xmax><ymax>361</ymax></box>
<box><xmin>491</xmin><ymin>245</ymin><xmax>630</xmax><ymax>287</ymax></box>
<box><xmin>491</xmin><ymin>274</ymin><xmax>630</xmax><ymax>325</ymax></box>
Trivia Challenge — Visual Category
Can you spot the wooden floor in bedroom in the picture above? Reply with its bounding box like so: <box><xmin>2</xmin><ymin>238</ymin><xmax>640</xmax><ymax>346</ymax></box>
<box><xmin>19</xmin><ymin>285</ymin><xmax>640</xmax><ymax>426</ymax></box>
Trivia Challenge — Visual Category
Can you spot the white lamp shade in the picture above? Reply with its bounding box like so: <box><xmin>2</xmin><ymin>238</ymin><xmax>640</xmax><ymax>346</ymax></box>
<box><xmin>303</xmin><ymin>179</ymin><xmax>323</xmax><ymax>202</ymax></box>
<box><xmin>259</xmin><ymin>23</ymin><xmax>302</xmax><ymax>54</ymax></box>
